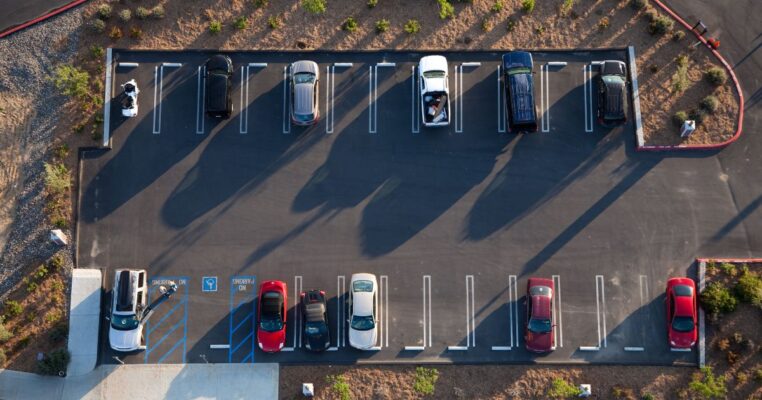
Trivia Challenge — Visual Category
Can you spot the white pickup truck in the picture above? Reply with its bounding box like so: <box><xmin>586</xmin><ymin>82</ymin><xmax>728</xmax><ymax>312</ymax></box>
<box><xmin>419</xmin><ymin>55</ymin><xmax>450</xmax><ymax>127</ymax></box>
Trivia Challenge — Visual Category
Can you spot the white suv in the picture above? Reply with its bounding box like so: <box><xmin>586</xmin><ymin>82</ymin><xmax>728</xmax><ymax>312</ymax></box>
<box><xmin>348</xmin><ymin>273</ymin><xmax>378</xmax><ymax>350</ymax></box>
<box><xmin>108</xmin><ymin>269</ymin><xmax>147</xmax><ymax>352</ymax></box>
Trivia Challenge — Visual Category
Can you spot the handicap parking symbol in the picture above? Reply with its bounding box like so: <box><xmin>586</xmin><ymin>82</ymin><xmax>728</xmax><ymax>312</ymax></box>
<box><xmin>202</xmin><ymin>276</ymin><xmax>218</xmax><ymax>292</ymax></box>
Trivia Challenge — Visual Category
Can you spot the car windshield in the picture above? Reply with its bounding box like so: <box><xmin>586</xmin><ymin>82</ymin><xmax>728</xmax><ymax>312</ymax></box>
<box><xmin>293</xmin><ymin>113</ymin><xmax>315</xmax><ymax>123</ymax></box>
<box><xmin>294</xmin><ymin>73</ymin><xmax>315</xmax><ymax>84</ymax></box>
<box><xmin>111</xmin><ymin>313</ymin><xmax>140</xmax><ymax>331</ymax></box>
<box><xmin>528</xmin><ymin>318</ymin><xmax>552</xmax><ymax>334</ymax></box>
<box><xmin>423</xmin><ymin>70</ymin><xmax>445</xmax><ymax>79</ymax></box>
<box><xmin>672</xmin><ymin>316</ymin><xmax>695</xmax><ymax>332</ymax></box>
<box><xmin>305</xmin><ymin>322</ymin><xmax>324</xmax><ymax>335</ymax></box>
<box><xmin>353</xmin><ymin>280</ymin><xmax>374</xmax><ymax>292</ymax></box>
<box><xmin>260</xmin><ymin>316</ymin><xmax>283</xmax><ymax>332</ymax></box>
<box><xmin>351</xmin><ymin>315</ymin><xmax>375</xmax><ymax>331</ymax></box>
<box><xmin>508</xmin><ymin>67</ymin><xmax>531</xmax><ymax>76</ymax></box>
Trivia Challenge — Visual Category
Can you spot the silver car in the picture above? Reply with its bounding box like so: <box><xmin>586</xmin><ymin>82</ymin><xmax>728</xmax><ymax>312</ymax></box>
<box><xmin>290</xmin><ymin>60</ymin><xmax>320</xmax><ymax>126</ymax></box>
<box><xmin>108</xmin><ymin>269</ymin><xmax>147</xmax><ymax>352</ymax></box>
<box><xmin>348</xmin><ymin>273</ymin><xmax>378</xmax><ymax>350</ymax></box>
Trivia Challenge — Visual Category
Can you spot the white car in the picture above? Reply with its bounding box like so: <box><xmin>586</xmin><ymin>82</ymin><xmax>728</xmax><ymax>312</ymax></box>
<box><xmin>121</xmin><ymin>79</ymin><xmax>139</xmax><ymax>117</ymax></box>
<box><xmin>348</xmin><ymin>273</ymin><xmax>378</xmax><ymax>350</ymax></box>
<box><xmin>419</xmin><ymin>55</ymin><xmax>450</xmax><ymax>127</ymax></box>
<box><xmin>108</xmin><ymin>269</ymin><xmax>147</xmax><ymax>352</ymax></box>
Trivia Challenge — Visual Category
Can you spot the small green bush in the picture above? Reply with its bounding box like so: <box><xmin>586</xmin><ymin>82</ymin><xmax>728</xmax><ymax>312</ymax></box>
<box><xmin>721</xmin><ymin>262</ymin><xmax>737</xmax><ymax>276</ymax></box>
<box><xmin>118</xmin><ymin>9</ymin><xmax>131</xmax><ymax>22</ymax></box>
<box><xmin>672</xmin><ymin>111</ymin><xmax>688</xmax><ymax>127</ymax></box>
<box><xmin>97</xmin><ymin>4</ymin><xmax>112</xmax><ymax>19</ymax></box>
<box><xmin>642</xmin><ymin>393</ymin><xmax>655</xmax><ymax>400</ymax></box>
<box><xmin>701</xmin><ymin>282</ymin><xmax>737</xmax><ymax>315</ymax></box>
<box><xmin>253</xmin><ymin>0</ymin><xmax>269</xmax><ymax>8</ymax></box>
<box><xmin>700</xmin><ymin>95</ymin><xmax>720</xmax><ymax>114</ymax></box>
<box><xmin>481</xmin><ymin>17</ymin><xmax>491</xmax><ymax>32</ymax></box>
<box><xmin>548</xmin><ymin>378</ymin><xmax>582</xmax><ymax>398</ymax></box>
<box><xmin>404</xmin><ymin>19</ymin><xmax>420</xmax><ymax>34</ymax></box>
<box><xmin>34</xmin><ymin>265</ymin><xmax>48</xmax><ymax>281</ymax></box>
<box><xmin>4</xmin><ymin>300</ymin><xmax>23</xmax><ymax>318</ymax></box>
<box><xmin>44</xmin><ymin>162</ymin><xmax>71</xmax><ymax>196</ymax></box>
<box><xmin>560</xmin><ymin>0</ymin><xmax>574</xmax><ymax>15</ymax></box>
<box><xmin>302</xmin><ymin>0</ymin><xmax>327</xmax><ymax>14</ymax></box>
<box><xmin>0</xmin><ymin>349</ymin><xmax>6</xmax><ymax>366</ymax></box>
<box><xmin>129</xmin><ymin>26</ymin><xmax>142</xmax><ymax>39</ymax></box>
<box><xmin>209</xmin><ymin>20</ymin><xmax>222</xmax><ymax>34</ymax></box>
<box><xmin>268</xmin><ymin>15</ymin><xmax>281</xmax><ymax>29</ymax></box>
<box><xmin>50</xmin><ymin>254</ymin><xmax>64</xmax><ymax>271</ymax></box>
<box><xmin>630</xmin><ymin>0</ymin><xmax>648</xmax><ymax>10</ymax></box>
<box><xmin>342</xmin><ymin>17</ymin><xmax>358</xmax><ymax>32</ymax></box>
<box><xmin>135</xmin><ymin>6</ymin><xmax>150</xmax><ymax>19</ymax></box>
<box><xmin>50</xmin><ymin>323</ymin><xmax>68</xmax><ymax>342</ymax></box>
<box><xmin>689</xmin><ymin>108</ymin><xmax>706</xmax><ymax>124</ymax></box>
<box><xmin>506</xmin><ymin>18</ymin><xmax>516</xmax><ymax>32</ymax></box>
<box><xmin>367</xmin><ymin>0</ymin><xmax>378</xmax><ymax>8</ymax></box>
<box><xmin>598</xmin><ymin>16</ymin><xmax>610</xmax><ymax>30</ymax></box>
<box><xmin>673</xmin><ymin>31</ymin><xmax>686</xmax><ymax>41</ymax></box>
<box><xmin>375</xmin><ymin>19</ymin><xmax>390</xmax><ymax>33</ymax></box>
<box><xmin>0</xmin><ymin>318</ymin><xmax>12</xmax><ymax>343</ymax></box>
<box><xmin>233</xmin><ymin>16</ymin><xmax>248</xmax><ymax>30</ymax></box>
<box><xmin>612</xmin><ymin>386</ymin><xmax>635</xmax><ymax>399</ymax></box>
<box><xmin>438</xmin><ymin>0</ymin><xmax>455</xmax><ymax>19</ymax></box>
<box><xmin>649</xmin><ymin>15</ymin><xmax>673</xmax><ymax>35</ymax></box>
<box><xmin>413</xmin><ymin>367</ymin><xmax>439</xmax><ymax>395</ymax></box>
<box><xmin>326</xmin><ymin>375</ymin><xmax>350</xmax><ymax>400</ymax></box>
<box><xmin>735</xmin><ymin>271</ymin><xmax>762</xmax><ymax>306</ymax></box>
<box><xmin>26</xmin><ymin>281</ymin><xmax>38</xmax><ymax>293</ymax></box>
<box><xmin>51</xmin><ymin>279</ymin><xmax>65</xmax><ymax>293</ymax></box>
<box><xmin>37</xmin><ymin>348</ymin><xmax>70</xmax><ymax>376</ymax></box>
<box><xmin>521</xmin><ymin>0</ymin><xmax>535</xmax><ymax>13</ymax></box>
<box><xmin>89</xmin><ymin>18</ymin><xmax>106</xmax><ymax>33</ymax></box>
<box><xmin>705</xmin><ymin>66</ymin><xmax>727</xmax><ymax>86</ymax></box>
<box><xmin>754</xmin><ymin>369</ymin><xmax>762</xmax><ymax>382</ymax></box>
<box><xmin>689</xmin><ymin>366</ymin><xmax>726</xmax><ymax>399</ymax></box>
<box><xmin>671</xmin><ymin>62</ymin><xmax>689</xmax><ymax>93</ymax></box>
<box><xmin>151</xmin><ymin>5</ymin><xmax>165</xmax><ymax>19</ymax></box>
<box><xmin>491</xmin><ymin>0</ymin><xmax>504</xmax><ymax>13</ymax></box>
<box><xmin>89</xmin><ymin>45</ymin><xmax>104</xmax><ymax>60</ymax></box>
<box><xmin>535</xmin><ymin>25</ymin><xmax>545</xmax><ymax>34</ymax></box>
<box><xmin>51</xmin><ymin>65</ymin><xmax>89</xmax><ymax>100</ymax></box>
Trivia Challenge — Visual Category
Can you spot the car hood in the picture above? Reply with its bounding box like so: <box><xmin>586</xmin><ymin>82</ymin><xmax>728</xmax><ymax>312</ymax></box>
<box><xmin>349</xmin><ymin>327</ymin><xmax>377</xmax><ymax>350</ymax></box>
<box><xmin>258</xmin><ymin>328</ymin><xmax>286</xmax><ymax>352</ymax></box>
<box><xmin>670</xmin><ymin>329</ymin><xmax>696</xmax><ymax>348</ymax></box>
<box><xmin>526</xmin><ymin>330</ymin><xmax>553</xmax><ymax>352</ymax></box>
<box><xmin>305</xmin><ymin>325</ymin><xmax>330</xmax><ymax>350</ymax></box>
<box><xmin>109</xmin><ymin>327</ymin><xmax>142</xmax><ymax>351</ymax></box>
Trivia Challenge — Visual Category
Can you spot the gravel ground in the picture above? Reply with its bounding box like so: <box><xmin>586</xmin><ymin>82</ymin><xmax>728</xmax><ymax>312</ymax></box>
<box><xmin>0</xmin><ymin>9</ymin><xmax>84</xmax><ymax>297</ymax></box>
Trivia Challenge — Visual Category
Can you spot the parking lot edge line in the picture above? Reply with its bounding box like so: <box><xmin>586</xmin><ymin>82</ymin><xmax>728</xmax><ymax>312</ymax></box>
<box><xmin>422</xmin><ymin>276</ymin><xmax>427</xmax><ymax>347</ymax></box>
<box><xmin>229</xmin><ymin>277</ymin><xmax>235</xmax><ymax>363</ymax></box>
<box><xmin>102</xmin><ymin>48</ymin><xmax>112</xmax><ymax>147</ymax></box>
<box><xmin>239</xmin><ymin>66</ymin><xmax>245</xmax><ymax>134</ymax></box>
<box><xmin>599</xmin><ymin>275</ymin><xmax>607</xmax><ymax>348</ymax></box>
<box><xmin>595</xmin><ymin>275</ymin><xmax>601</xmax><ymax>348</ymax></box>
<box><xmin>368</xmin><ymin>65</ymin><xmax>372</xmax><ymax>133</ymax></box>
<box><xmin>384</xmin><ymin>276</ymin><xmax>389</xmax><ymax>347</ymax></box>
<box><xmin>158</xmin><ymin>66</ymin><xmax>165</xmax><ymax>134</ymax></box>
<box><xmin>374</xmin><ymin>65</ymin><xmax>378</xmax><ymax>133</ymax></box>
<box><xmin>152</xmin><ymin>66</ymin><xmax>158</xmax><ymax>134</ymax></box>
<box><xmin>470</xmin><ymin>276</ymin><xmax>476</xmax><ymax>347</ymax></box>
<box><xmin>325</xmin><ymin>66</ymin><xmax>330</xmax><ymax>134</ymax></box>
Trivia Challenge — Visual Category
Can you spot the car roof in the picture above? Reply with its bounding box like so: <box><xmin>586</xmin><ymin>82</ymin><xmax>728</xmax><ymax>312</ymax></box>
<box><xmin>674</xmin><ymin>294</ymin><xmax>694</xmax><ymax>316</ymax></box>
<box><xmin>601</xmin><ymin>77</ymin><xmax>625</xmax><ymax>116</ymax></box>
<box><xmin>261</xmin><ymin>291</ymin><xmax>283</xmax><ymax>316</ymax></box>
<box><xmin>508</xmin><ymin>72</ymin><xmax>536</xmax><ymax>123</ymax></box>
<box><xmin>502</xmin><ymin>51</ymin><xmax>533</xmax><ymax>70</ymax></box>
<box><xmin>353</xmin><ymin>291</ymin><xmax>374</xmax><ymax>316</ymax></box>
<box><xmin>115</xmin><ymin>270</ymin><xmax>134</xmax><ymax>312</ymax></box>
<box><xmin>531</xmin><ymin>294</ymin><xmax>552</xmax><ymax>319</ymax></box>
<box><xmin>293</xmin><ymin>83</ymin><xmax>315</xmax><ymax>115</ymax></box>
<box><xmin>351</xmin><ymin>273</ymin><xmax>377</xmax><ymax>284</ymax></box>
<box><xmin>206</xmin><ymin>54</ymin><xmax>232</xmax><ymax>73</ymax></box>
<box><xmin>305</xmin><ymin>302</ymin><xmax>325</xmax><ymax>322</ymax></box>
<box><xmin>206</xmin><ymin>74</ymin><xmax>230</xmax><ymax>111</ymax></box>
<box><xmin>292</xmin><ymin>60</ymin><xmax>318</xmax><ymax>75</ymax></box>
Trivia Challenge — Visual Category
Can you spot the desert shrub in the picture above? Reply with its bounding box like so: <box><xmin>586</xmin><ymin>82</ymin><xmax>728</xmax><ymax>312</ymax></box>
<box><xmin>599</xmin><ymin>16</ymin><xmax>610</xmax><ymax>30</ymax></box>
<box><xmin>0</xmin><ymin>318</ymin><xmax>12</xmax><ymax>342</ymax></box>
<box><xmin>375</xmin><ymin>19</ymin><xmax>390</xmax><ymax>33</ymax></box>
<box><xmin>413</xmin><ymin>367</ymin><xmax>439</xmax><ymax>395</ymax></box>
<box><xmin>118</xmin><ymin>9</ymin><xmax>131</xmax><ymax>22</ymax></box>
<box><xmin>34</xmin><ymin>265</ymin><xmax>48</xmax><ymax>281</ymax></box>
<box><xmin>51</xmin><ymin>65</ymin><xmax>89</xmax><ymax>100</ymax></box>
<box><xmin>701</xmin><ymin>282</ymin><xmax>737</xmax><ymax>315</ymax></box>
<box><xmin>700</xmin><ymin>95</ymin><xmax>720</xmax><ymax>114</ymax></box>
<box><xmin>535</xmin><ymin>25</ymin><xmax>545</xmax><ymax>34</ymax></box>
<box><xmin>491</xmin><ymin>0</ymin><xmax>504</xmax><ymax>13</ymax></box>
<box><xmin>4</xmin><ymin>300</ymin><xmax>23</xmax><ymax>318</ymax></box>
<box><xmin>129</xmin><ymin>27</ymin><xmax>142</xmax><ymax>39</ymax></box>
<box><xmin>89</xmin><ymin>45</ymin><xmax>104</xmax><ymax>60</ymax></box>
<box><xmin>672</xmin><ymin>111</ymin><xmax>688</xmax><ymax>127</ymax></box>
<box><xmin>50</xmin><ymin>255</ymin><xmax>64</xmax><ymax>271</ymax></box>
<box><xmin>89</xmin><ymin>18</ymin><xmax>106</xmax><ymax>33</ymax></box>
<box><xmin>641</xmin><ymin>393</ymin><xmax>655</xmax><ymax>400</ymax></box>
<box><xmin>367</xmin><ymin>0</ymin><xmax>378</xmax><ymax>8</ymax></box>
<box><xmin>209</xmin><ymin>20</ymin><xmax>222</xmax><ymax>34</ymax></box>
<box><xmin>51</xmin><ymin>279</ymin><xmax>65</xmax><ymax>293</ymax></box>
<box><xmin>326</xmin><ymin>375</ymin><xmax>350</xmax><ymax>400</ymax></box>
<box><xmin>735</xmin><ymin>271</ymin><xmax>762</xmax><ymax>306</ymax></box>
<box><xmin>26</xmin><ymin>280</ymin><xmax>39</xmax><ymax>293</ymax></box>
<box><xmin>548</xmin><ymin>378</ymin><xmax>581</xmax><ymax>398</ymax></box>
<box><xmin>44</xmin><ymin>162</ymin><xmax>71</xmax><ymax>196</ymax></box>
<box><xmin>721</xmin><ymin>262</ymin><xmax>737</xmax><ymax>276</ymax></box>
<box><xmin>45</xmin><ymin>310</ymin><xmax>63</xmax><ymax>324</ymax></box>
<box><xmin>97</xmin><ymin>4</ymin><xmax>112</xmax><ymax>19</ymax></box>
<box><xmin>481</xmin><ymin>17</ymin><xmax>491</xmax><ymax>32</ymax></box>
<box><xmin>342</xmin><ymin>17</ymin><xmax>358</xmax><ymax>32</ymax></box>
<box><xmin>151</xmin><ymin>5</ymin><xmax>165</xmax><ymax>18</ymax></box>
<box><xmin>135</xmin><ymin>6</ymin><xmax>149</xmax><ymax>19</ymax></box>
<box><xmin>438</xmin><ymin>0</ymin><xmax>455</xmax><ymax>19</ymax></box>
<box><xmin>612</xmin><ymin>386</ymin><xmax>635</xmax><ymax>400</ymax></box>
<box><xmin>643</xmin><ymin>8</ymin><xmax>658</xmax><ymax>22</ymax></box>
<box><xmin>506</xmin><ymin>18</ymin><xmax>516</xmax><ymax>32</ymax></box>
<box><xmin>50</xmin><ymin>323</ymin><xmax>68</xmax><ymax>343</ymax></box>
<box><xmin>716</xmin><ymin>338</ymin><xmax>730</xmax><ymax>351</ymax></box>
<box><xmin>755</xmin><ymin>369</ymin><xmax>762</xmax><ymax>382</ymax></box>
<box><xmin>673</xmin><ymin>30</ymin><xmax>686</xmax><ymax>41</ymax></box>
<box><xmin>0</xmin><ymin>349</ymin><xmax>6</xmax><ymax>366</ymax></box>
<box><xmin>630</xmin><ymin>0</ymin><xmax>648</xmax><ymax>10</ymax></box>
<box><xmin>736</xmin><ymin>372</ymin><xmax>748</xmax><ymax>384</ymax></box>
<box><xmin>267</xmin><ymin>15</ymin><xmax>281</xmax><ymax>29</ymax></box>
<box><xmin>233</xmin><ymin>16</ymin><xmax>248</xmax><ymax>30</ymax></box>
<box><xmin>521</xmin><ymin>0</ymin><xmax>535</xmax><ymax>12</ymax></box>
<box><xmin>253</xmin><ymin>0</ymin><xmax>269</xmax><ymax>7</ymax></box>
<box><xmin>560</xmin><ymin>0</ymin><xmax>574</xmax><ymax>15</ymax></box>
<box><xmin>688</xmin><ymin>108</ymin><xmax>705</xmax><ymax>124</ymax></box>
<box><xmin>689</xmin><ymin>367</ymin><xmax>726</xmax><ymax>398</ymax></box>
<box><xmin>705</xmin><ymin>67</ymin><xmax>727</xmax><ymax>86</ymax></box>
<box><xmin>726</xmin><ymin>350</ymin><xmax>739</xmax><ymax>364</ymax></box>
<box><xmin>302</xmin><ymin>0</ymin><xmax>327</xmax><ymax>14</ymax></box>
<box><xmin>649</xmin><ymin>15</ymin><xmax>673</xmax><ymax>35</ymax></box>
<box><xmin>109</xmin><ymin>26</ymin><xmax>123</xmax><ymax>40</ymax></box>
<box><xmin>404</xmin><ymin>19</ymin><xmax>420</xmax><ymax>34</ymax></box>
<box><xmin>37</xmin><ymin>349</ymin><xmax>70</xmax><ymax>376</ymax></box>
<box><xmin>671</xmin><ymin>65</ymin><xmax>688</xmax><ymax>93</ymax></box>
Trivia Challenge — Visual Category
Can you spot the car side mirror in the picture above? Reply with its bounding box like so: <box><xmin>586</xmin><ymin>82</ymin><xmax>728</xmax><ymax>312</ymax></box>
<box><xmin>105</xmin><ymin>316</ymin><xmax>110</xmax><ymax>321</ymax></box>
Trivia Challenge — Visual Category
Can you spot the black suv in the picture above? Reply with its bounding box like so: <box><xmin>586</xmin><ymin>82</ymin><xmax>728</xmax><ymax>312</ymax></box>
<box><xmin>205</xmin><ymin>55</ymin><xmax>233</xmax><ymax>119</ymax></box>
<box><xmin>596</xmin><ymin>60</ymin><xmax>628</xmax><ymax>126</ymax></box>
<box><xmin>502</xmin><ymin>51</ymin><xmax>538</xmax><ymax>133</ymax></box>
<box><xmin>301</xmin><ymin>289</ymin><xmax>330</xmax><ymax>352</ymax></box>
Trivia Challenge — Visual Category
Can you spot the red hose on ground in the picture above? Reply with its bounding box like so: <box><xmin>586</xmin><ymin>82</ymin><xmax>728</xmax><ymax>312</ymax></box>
<box><xmin>639</xmin><ymin>0</ymin><xmax>745</xmax><ymax>151</ymax></box>
<box><xmin>0</xmin><ymin>0</ymin><xmax>89</xmax><ymax>39</ymax></box>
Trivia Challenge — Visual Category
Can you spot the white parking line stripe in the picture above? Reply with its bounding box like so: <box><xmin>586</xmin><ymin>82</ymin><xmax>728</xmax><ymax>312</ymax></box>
<box><xmin>383</xmin><ymin>275</ymin><xmax>389</xmax><ymax>347</ymax></box>
<box><xmin>699</xmin><ymin>261</ymin><xmax>706</xmax><ymax>367</ymax></box>
<box><xmin>368</xmin><ymin>65</ymin><xmax>373</xmax><ymax>133</ymax></box>
<box><xmin>595</xmin><ymin>275</ymin><xmax>601</xmax><ymax>347</ymax></box>
<box><xmin>158</xmin><ymin>65</ymin><xmax>165</xmax><ymax>133</ymax></box>
<box><xmin>325</xmin><ymin>65</ymin><xmax>330</xmax><ymax>134</ymax></box>
<box><xmin>541</xmin><ymin>65</ymin><xmax>550</xmax><ymax>132</ymax></box>
<box><xmin>497</xmin><ymin>65</ymin><xmax>506</xmax><ymax>133</ymax></box>
<box><xmin>210</xmin><ymin>344</ymin><xmax>230</xmax><ymax>349</ymax></box>
<box><xmin>448</xmin><ymin>346</ymin><xmax>468</xmax><ymax>351</ymax></box>
<box><xmin>297</xmin><ymin>276</ymin><xmax>303</xmax><ymax>348</ymax></box>
<box><xmin>374</xmin><ymin>65</ymin><xmax>378</xmax><ymax>132</ymax></box>
<box><xmin>282</xmin><ymin>66</ymin><xmax>290</xmax><ymax>134</ymax></box>
<box><xmin>624</xmin><ymin>347</ymin><xmax>645</xmax><ymax>352</ymax></box>
<box><xmin>539</xmin><ymin>65</ymin><xmax>545</xmax><ymax>133</ymax></box>
<box><xmin>152</xmin><ymin>66</ymin><xmax>159</xmax><ymax>134</ymax></box>
<box><xmin>547</xmin><ymin>61</ymin><xmax>567</xmax><ymax>67</ymax></box>
<box><xmin>545</xmin><ymin>64</ymin><xmax>550</xmax><ymax>132</ymax></box>
<box><xmin>337</xmin><ymin>275</ymin><xmax>345</xmax><ymax>348</ymax></box>
<box><xmin>331</xmin><ymin>67</ymin><xmax>336</xmax><ymax>135</ymax></box>
<box><xmin>333</xmin><ymin>62</ymin><xmax>353</xmax><ymax>68</ymax></box>
<box><xmin>411</xmin><ymin>66</ymin><xmax>419</xmax><ymax>134</ymax></box>
<box><xmin>248</xmin><ymin>62</ymin><xmax>268</xmax><ymax>67</ymax></box>
<box><xmin>579</xmin><ymin>346</ymin><xmax>600</xmax><ymax>351</ymax></box>
<box><xmin>599</xmin><ymin>275</ymin><xmax>607</xmax><ymax>348</ymax></box>
<box><xmin>199</xmin><ymin>66</ymin><xmax>206</xmax><ymax>134</ymax></box>
<box><xmin>457</xmin><ymin>65</ymin><xmax>464</xmax><ymax>133</ymax></box>
<box><xmin>239</xmin><ymin>66</ymin><xmax>246</xmax><ymax>134</ymax></box>
<box><xmin>376</xmin><ymin>62</ymin><xmax>396</xmax><ymax>67</ymax></box>
<box><xmin>375</xmin><ymin>274</ymin><xmax>380</xmax><ymax>348</ymax></box>
<box><xmin>585</xmin><ymin>65</ymin><xmax>594</xmax><ymax>133</ymax></box>
<box><xmin>117</xmin><ymin>62</ymin><xmax>139</xmax><ymax>68</ymax></box>
<box><xmin>552</xmin><ymin>275</ymin><xmax>563</xmax><ymax>348</ymax></box>
<box><xmin>491</xmin><ymin>346</ymin><xmax>512</xmax><ymax>351</ymax></box>
<box><xmin>508</xmin><ymin>275</ymin><xmax>516</xmax><ymax>348</ymax></box>
<box><xmin>427</xmin><ymin>275</ymin><xmax>432</xmax><ymax>347</ymax></box>
<box><xmin>162</xmin><ymin>62</ymin><xmax>182</xmax><ymax>68</ymax></box>
<box><xmin>421</xmin><ymin>275</ymin><xmax>431</xmax><ymax>347</ymax></box>
<box><xmin>462</xmin><ymin>62</ymin><xmax>482</xmax><ymax>67</ymax></box>
<box><xmin>404</xmin><ymin>346</ymin><xmax>424</xmax><ymax>351</ymax></box>
<box><xmin>595</xmin><ymin>275</ymin><xmax>607</xmax><ymax>348</ymax></box>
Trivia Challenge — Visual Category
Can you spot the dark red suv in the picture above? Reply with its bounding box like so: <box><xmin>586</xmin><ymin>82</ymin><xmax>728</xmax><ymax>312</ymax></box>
<box><xmin>525</xmin><ymin>277</ymin><xmax>555</xmax><ymax>353</ymax></box>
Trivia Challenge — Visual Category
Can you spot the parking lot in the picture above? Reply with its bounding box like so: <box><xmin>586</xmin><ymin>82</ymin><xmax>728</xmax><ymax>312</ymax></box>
<box><xmin>78</xmin><ymin>49</ymin><xmax>707</xmax><ymax>366</ymax></box>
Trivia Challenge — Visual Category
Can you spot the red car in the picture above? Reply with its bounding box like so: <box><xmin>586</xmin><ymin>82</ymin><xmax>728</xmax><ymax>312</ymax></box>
<box><xmin>257</xmin><ymin>280</ymin><xmax>287</xmax><ymax>353</ymax></box>
<box><xmin>666</xmin><ymin>277</ymin><xmax>698</xmax><ymax>349</ymax></box>
<box><xmin>525</xmin><ymin>277</ymin><xmax>555</xmax><ymax>353</ymax></box>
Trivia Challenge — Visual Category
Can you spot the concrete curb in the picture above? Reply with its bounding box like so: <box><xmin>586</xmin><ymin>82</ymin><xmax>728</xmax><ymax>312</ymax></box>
<box><xmin>627</xmin><ymin>46</ymin><xmax>645</xmax><ymax>148</ymax></box>
<box><xmin>0</xmin><ymin>0</ymin><xmax>89</xmax><ymax>39</ymax></box>
<box><xmin>698</xmin><ymin>260</ymin><xmax>706</xmax><ymax>368</ymax></box>
<box><xmin>102</xmin><ymin>48</ymin><xmax>113</xmax><ymax>149</ymax></box>
<box><xmin>67</xmin><ymin>269</ymin><xmax>102</xmax><ymax>376</ymax></box>
<box><xmin>637</xmin><ymin>0</ymin><xmax>745</xmax><ymax>151</ymax></box>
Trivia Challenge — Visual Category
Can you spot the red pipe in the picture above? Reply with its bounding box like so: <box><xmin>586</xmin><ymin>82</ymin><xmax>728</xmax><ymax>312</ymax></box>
<box><xmin>0</xmin><ymin>0</ymin><xmax>89</xmax><ymax>39</ymax></box>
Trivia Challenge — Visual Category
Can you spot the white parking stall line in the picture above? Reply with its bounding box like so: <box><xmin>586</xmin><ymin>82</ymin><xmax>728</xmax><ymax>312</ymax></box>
<box><xmin>325</xmin><ymin>65</ymin><xmax>331</xmax><ymax>134</ymax></box>
<box><xmin>492</xmin><ymin>274</ymin><xmax>517</xmax><ymax>351</ymax></box>
<box><xmin>196</xmin><ymin>66</ymin><xmax>206</xmax><ymax>135</ymax></box>
<box><xmin>281</xmin><ymin>275</ymin><xmax>302</xmax><ymax>352</ymax></box>
<box><xmin>496</xmin><ymin>65</ymin><xmax>506</xmax><ymax>133</ymax></box>
<box><xmin>368</xmin><ymin>65</ymin><xmax>374</xmax><ymax>133</ymax></box>
<box><xmin>579</xmin><ymin>346</ymin><xmax>600</xmax><ymax>351</ymax></box>
<box><xmin>331</xmin><ymin>275</ymin><xmax>345</xmax><ymax>350</ymax></box>
<box><xmin>541</xmin><ymin>64</ymin><xmax>550</xmax><ymax>132</ymax></box>
<box><xmin>382</xmin><ymin>275</ymin><xmax>389</xmax><ymax>348</ymax></box>
<box><xmin>153</xmin><ymin>63</ymin><xmax>184</xmax><ymax>134</ymax></box>
<box><xmin>625</xmin><ymin>347</ymin><xmax>645</xmax><ymax>352</ymax></box>
<box><xmin>411</xmin><ymin>66</ymin><xmax>420</xmax><ymax>134</ymax></box>
<box><xmin>596</xmin><ymin>275</ymin><xmax>607</xmax><ymax>348</ymax></box>
<box><xmin>239</xmin><ymin>66</ymin><xmax>245</xmax><ymax>134</ymax></box>
<box><xmin>117</xmin><ymin>62</ymin><xmax>139</xmax><ymax>68</ymax></box>
<box><xmin>407</xmin><ymin>275</ymin><xmax>431</xmax><ymax>351</ymax></box>
<box><xmin>210</xmin><ymin>344</ymin><xmax>230</xmax><ymax>349</ymax></box>
<box><xmin>584</xmin><ymin>64</ymin><xmax>594</xmax><ymax>133</ymax></box>
<box><xmin>282</xmin><ymin>66</ymin><xmax>291</xmax><ymax>134</ymax></box>
<box><xmin>152</xmin><ymin>66</ymin><xmax>159</xmax><ymax>134</ymax></box>
<box><xmin>368</xmin><ymin>62</ymin><xmax>396</xmax><ymax>134</ymax></box>
<box><xmin>455</xmin><ymin>65</ymin><xmax>463</xmax><ymax>133</ymax></box>
<box><xmin>552</xmin><ymin>275</ymin><xmax>563</xmax><ymax>348</ymax></box>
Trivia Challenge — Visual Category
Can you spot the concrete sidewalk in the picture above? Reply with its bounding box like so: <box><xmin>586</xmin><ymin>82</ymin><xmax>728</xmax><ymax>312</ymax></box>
<box><xmin>0</xmin><ymin>363</ymin><xmax>278</xmax><ymax>399</ymax></box>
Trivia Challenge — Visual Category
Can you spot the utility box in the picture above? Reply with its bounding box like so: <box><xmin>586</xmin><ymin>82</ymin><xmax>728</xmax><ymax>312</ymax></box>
<box><xmin>302</xmin><ymin>383</ymin><xmax>314</xmax><ymax>397</ymax></box>
<box><xmin>50</xmin><ymin>229</ymin><xmax>68</xmax><ymax>246</ymax></box>
<box><xmin>680</xmin><ymin>120</ymin><xmax>696</xmax><ymax>138</ymax></box>
<box><xmin>578</xmin><ymin>384</ymin><xmax>592</xmax><ymax>398</ymax></box>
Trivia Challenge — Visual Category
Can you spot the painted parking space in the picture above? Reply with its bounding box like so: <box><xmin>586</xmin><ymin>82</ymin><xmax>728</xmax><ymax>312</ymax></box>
<box><xmin>144</xmin><ymin>276</ymin><xmax>189</xmax><ymax>364</ymax></box>
<box><xmin>229</xmin><ymin>276</ymin><xmax>256</xmax><ymax>363</ymax></box>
